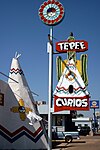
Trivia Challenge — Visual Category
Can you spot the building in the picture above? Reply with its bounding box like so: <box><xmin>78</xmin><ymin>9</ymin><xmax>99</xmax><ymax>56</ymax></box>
<box><xmin>38</xmin><ymin>104</ymin><xmax>94</xmax><ymax>134</ymax></box>
<box><xmin>38</xmin><ymin>104</ymin><xmax>77</xmax><ymax>132</ymax></box>
<box><xmin>72</xmin><ymin>117</ymin><xmax>92</xmax><ymax>129</ymax></box>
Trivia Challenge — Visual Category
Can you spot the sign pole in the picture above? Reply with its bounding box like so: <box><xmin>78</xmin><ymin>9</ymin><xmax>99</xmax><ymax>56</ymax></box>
<box><xmin>38</xmin><ymin>1</ymin><xmax>65</xmax><ymax>149</ymax></box>
<box><xmin>48</xmin><ymin>26</ymin><xmax>53</xmax><ymax>150</ymax></box>
<box><xmin>93</xmin><ymin>108</ymin><xmax>96</xmax><ymax>133</ymax></box>
<box><xmin>90</xmin><ymin>100</ymin><xmax>99</xmax><ymax>133</ymax></box>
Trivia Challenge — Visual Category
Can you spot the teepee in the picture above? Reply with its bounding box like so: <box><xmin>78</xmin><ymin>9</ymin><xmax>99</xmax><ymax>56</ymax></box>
<box><xmin>54</xmin><ymin>58</ymin><xmax>90</xmax><ymax>112</ymax></box>
<box><xmin>0</xmin><ymin>53</ymin><xmax>48</xmax><ymax>149</ymax></box>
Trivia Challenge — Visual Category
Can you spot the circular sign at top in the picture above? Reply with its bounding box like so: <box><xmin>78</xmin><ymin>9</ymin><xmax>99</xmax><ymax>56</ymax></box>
<box><xmin>38</xmin><ymin>0</ymin><xmax>64</xmax><ymax>26</ymax></box>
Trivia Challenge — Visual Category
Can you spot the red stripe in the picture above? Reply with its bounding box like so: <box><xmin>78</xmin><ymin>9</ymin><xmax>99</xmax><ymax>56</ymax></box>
<box><xmin>56</xmin><ymin>86</ymin><xmax>86</xmax><ymax>91</ymax></box>
<box><xmin>10</xmin><ymin>68</ymin><xmax>21</xmax><ymax>71</ymax></box>
<box><xmin>0</xmin><ymin>125</ymin><xmax>42</xmax><ymax>138</ymax></box>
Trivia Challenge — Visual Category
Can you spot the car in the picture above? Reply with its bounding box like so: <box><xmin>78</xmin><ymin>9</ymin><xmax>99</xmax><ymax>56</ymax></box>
<box><xmin>52</xmin><ymin>130</ymin><xmax>73</xmax><ymax>143</ymax></box>
<box><xmin>78</xmin><ymin>126</ymin><xmax>90</xmax><ymax>135</ymax></box>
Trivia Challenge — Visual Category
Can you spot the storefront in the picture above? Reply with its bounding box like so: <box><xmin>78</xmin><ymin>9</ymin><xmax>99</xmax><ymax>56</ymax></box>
<box><xmin>38</xmin><ymin>104</ymin><xmax>77</xmax><ymax>132</ymax></box>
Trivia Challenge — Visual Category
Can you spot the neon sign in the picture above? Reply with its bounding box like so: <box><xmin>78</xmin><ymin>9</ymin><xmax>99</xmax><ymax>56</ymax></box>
<box><xmin>38</xmin><ymin>0</ymin><xmax>64</xmax><ymax>26</ymax></box>
<box><xmin>54</xmin><ymin>95</ymin><xmax>89</xmax><ymax>112</ymax></box>
<box><xmin>56</xmin><ymin>40</ymin><xmax>88</xmax><ymax>53</ymax></box>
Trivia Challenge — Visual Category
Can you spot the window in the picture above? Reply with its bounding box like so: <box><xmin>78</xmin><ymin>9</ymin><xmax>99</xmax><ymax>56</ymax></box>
<box><xmin>0</xmin><ymin>93</ymin><xmax>4</xmax><ymax>106</ymax></box>
<box><xmin>84</xmin><ymin>124</ymin><xmax>88</xmax><ymax>127</ymax></box>
<box><xmin>78</xmin><ymin>124</ymin><xmax>82</xmax><ymax>127</ymax></box>
<box><xmin>55</xmin><ymin>115</ymin><xmax>62</xmax><ymax>126</ymax></box>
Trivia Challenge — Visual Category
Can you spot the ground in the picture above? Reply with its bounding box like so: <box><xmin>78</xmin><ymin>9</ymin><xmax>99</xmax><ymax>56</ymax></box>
<box><xmin>52</xmin><ymin>131</ymin><xmax>100</xmax><ymax>150</ymax></box>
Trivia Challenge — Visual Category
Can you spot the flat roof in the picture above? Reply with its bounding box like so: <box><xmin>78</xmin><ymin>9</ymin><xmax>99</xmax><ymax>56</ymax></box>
<box><xmin>38</xmin><ymin>104</ymin><xmax>70</xmax><ymax>115</ymax></box>
<box><xmin>72</xmin><ymin>117</ymin><xmax>92</xmax><ymax>122</ymax></box>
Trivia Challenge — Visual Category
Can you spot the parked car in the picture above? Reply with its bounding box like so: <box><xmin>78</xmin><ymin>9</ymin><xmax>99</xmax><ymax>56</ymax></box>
<box><xmin>52</xmin><ymin>130</ymin><xmax>73</xmax><ymax>143</ymax></box>
<box><xmin>46</xmin><ymin>127</ymin><xmax>79</xmax><ymax>143</ymax></box>
<box><xmin>78</xmin><ymin>126</ymin><xmax>90</xmax><ymax>135</ymax></box>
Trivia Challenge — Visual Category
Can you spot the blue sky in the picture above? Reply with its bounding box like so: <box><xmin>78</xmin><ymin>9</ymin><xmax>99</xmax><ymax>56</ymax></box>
<box><xmin>0</xmin><ymin>0</ymin><xmax>100</xmax><ymax>117</ymax></box>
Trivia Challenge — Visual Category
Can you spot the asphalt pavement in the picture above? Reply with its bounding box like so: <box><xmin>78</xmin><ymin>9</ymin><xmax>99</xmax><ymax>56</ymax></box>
<box><xmin>52</xmin><ymin>131</ymin><xmax>100</xmax><ymax>150</ymax></box>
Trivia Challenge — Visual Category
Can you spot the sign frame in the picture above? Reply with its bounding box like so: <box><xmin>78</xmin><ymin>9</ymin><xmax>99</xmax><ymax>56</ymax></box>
<box><xmin>90</xmin><ymin>100</ymin><xmax>99</xmax><ymax>109</ymax></box>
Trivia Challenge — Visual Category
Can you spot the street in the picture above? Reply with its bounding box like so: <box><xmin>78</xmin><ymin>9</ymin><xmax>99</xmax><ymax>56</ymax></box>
<box><xmin>52</xmin><ymin>132</ymin><xmax>100</xmax><ymax>150</ymax></box>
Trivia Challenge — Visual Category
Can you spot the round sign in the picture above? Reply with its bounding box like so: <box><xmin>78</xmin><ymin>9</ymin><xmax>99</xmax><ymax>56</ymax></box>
<box><xmin>92</xmin><ymin>101</ymin><xmax>97</xmax><ymax>106</ymax></box>
<box><xmin>38</xmin><ymin>0</ymin><xmax>64</xmax><ymax>26</ymax></box>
